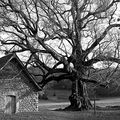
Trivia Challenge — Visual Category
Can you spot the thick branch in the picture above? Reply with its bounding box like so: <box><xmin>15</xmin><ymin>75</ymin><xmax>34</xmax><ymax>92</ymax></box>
<box><xmin>84</xmin><ymin>56</ymin><xmax>120</xmax><ymax>66</ymax></box>
<box><xmin>39</xmin><ymin>73</ymin><xmax>107</xmax><ymax>88</ymax></box>
<box><xmin>81</xmin><ymin>0</ymin><xmax>119</xmax><ymax>22</ymax></box>
<box><xmin>33</xmin><ymin>54</ymin><xmax>51</xmax><ymax>71</ymax></box>
<box><xmin>81</xmin><ymin>78</ymin><xmax>107</xmax><ymax>87</ymax></box>
<box><xmin>39</xmin><ymin>73</ymin><xmax>73</xmax><ymax>88</ymax></box>
<box><xmin>84</xmin><ymin>24</ymin><xmax>120</xmax><ymax>57</ymax></box>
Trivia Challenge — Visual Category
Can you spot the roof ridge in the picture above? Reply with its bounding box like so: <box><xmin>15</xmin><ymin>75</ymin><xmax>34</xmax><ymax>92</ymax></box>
<box><xmin>0</xmin><ymin>53</ymin><xmax>42</xmax><ymax>91</ymax></box>
<box><xmin>0</xmin><ymin>53</ymin><xmax>14</xmax><ymax>70</ymax></box>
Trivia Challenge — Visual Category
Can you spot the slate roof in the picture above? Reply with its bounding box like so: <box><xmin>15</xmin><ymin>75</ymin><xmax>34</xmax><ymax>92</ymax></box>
<box><xmin>0</xmin><ymin>54</ymin><xmax>13</xmax><ymax>70</ymax></box>
<box><xmin>0</xmin><ymin>53</ymin><xmax>42</xmax><ymax>91</ymax></box>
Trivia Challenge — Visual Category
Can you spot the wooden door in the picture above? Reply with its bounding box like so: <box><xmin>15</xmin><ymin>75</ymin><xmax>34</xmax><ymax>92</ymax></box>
<box><xmin>4</xmin><ymin>95</ymin><xmax>16</xmax><ymax>114</ymax></box>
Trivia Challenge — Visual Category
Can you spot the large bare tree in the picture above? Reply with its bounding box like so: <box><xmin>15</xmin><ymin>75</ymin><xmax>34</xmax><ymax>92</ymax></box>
<box><xmin>0</xmin><ymin>0</ymin><xmax>120</xmax><ymax>110</ymax></box>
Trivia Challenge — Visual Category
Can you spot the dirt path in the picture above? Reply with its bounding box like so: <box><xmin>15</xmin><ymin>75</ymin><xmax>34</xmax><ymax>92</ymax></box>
<box><xmin>94</xmin><ymin>97</ymin><xmax>120</xmax><ymax>107</ymax></box>
<box><xmin>39</xmin><ymin>98</ymin><xmax>120</xmax><ymax>110</ymax></box>
<box><xmin>39</xmin><ymin>102</ymin><xmax>70</xmax><ymax>110</ymax></box>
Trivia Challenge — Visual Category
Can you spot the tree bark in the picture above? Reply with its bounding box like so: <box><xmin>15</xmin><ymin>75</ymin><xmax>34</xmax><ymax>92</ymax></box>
<box><xmin>65</xmin><ymin>79</ymin><xmax>92</xmax><ymax>111</ymax></box>
<box><xmin>65</xmin><ymin>45</ymin><xmax>92</xmax><ymax>110</ymax></box>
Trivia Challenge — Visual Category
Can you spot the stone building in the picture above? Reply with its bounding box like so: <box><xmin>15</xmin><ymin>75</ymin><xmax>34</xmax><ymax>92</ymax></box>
<box><xmin>0</xmin><ymin>54</ymin><xmax>41</xmax><ymax>114</ymax></box>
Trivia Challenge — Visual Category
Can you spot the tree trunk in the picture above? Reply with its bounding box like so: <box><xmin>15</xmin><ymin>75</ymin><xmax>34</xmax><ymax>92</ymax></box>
<box><xmin>65</xmin><ymin>79</ymin><xmax>92</xmax><ymax>111</ymax></box>
<box><xmin>64</xmin><ymin>30</ymin><xmax>92</xmax><ymax>110</ymax></box>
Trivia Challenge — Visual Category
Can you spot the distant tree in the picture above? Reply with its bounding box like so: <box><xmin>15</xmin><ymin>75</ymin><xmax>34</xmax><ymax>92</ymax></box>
<box><xmin>50</xmin><ymin>80</ymin><xmax>72</xmax><ymax>90</ymax></box>
<box><xmin>1</xmin><ymin>0</ymin><xmax>120</xmax><ymax>110</ymax></box>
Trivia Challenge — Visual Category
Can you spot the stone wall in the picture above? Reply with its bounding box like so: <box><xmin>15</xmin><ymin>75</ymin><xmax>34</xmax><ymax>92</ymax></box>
<box><xmin>17</xmin><ymin>92</ymin><xmax>38</xmax><ymax>112</ymax></box>
<box><xmin>0</xmin><ymin>95</ymin><xmax>4</xmax><ymax>109</ymax></box>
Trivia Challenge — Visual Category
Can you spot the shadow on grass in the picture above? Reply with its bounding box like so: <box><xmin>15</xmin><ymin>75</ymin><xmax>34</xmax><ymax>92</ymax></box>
<box><xmin>54</xmin><ymin>105</ymin><xmax>120</xmax><ymax>111</ymax></box>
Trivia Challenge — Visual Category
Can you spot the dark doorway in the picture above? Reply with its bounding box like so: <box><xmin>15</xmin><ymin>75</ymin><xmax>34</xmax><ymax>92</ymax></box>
<box><xmin>4</xmin><ymin>95</ymin><xmax>16</xmax><ymax>114</ymax></box>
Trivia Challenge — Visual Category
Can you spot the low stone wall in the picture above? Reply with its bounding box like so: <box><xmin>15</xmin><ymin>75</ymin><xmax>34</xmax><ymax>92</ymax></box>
<box><xmin>0</xmin><ymin>96</ymin><xmax>5</xmax><ymax>110</ymax></box>
<box><xmin>17</xmin><ymin>93</ymin><xmax>38</xmax><ymax>112</ymax></box>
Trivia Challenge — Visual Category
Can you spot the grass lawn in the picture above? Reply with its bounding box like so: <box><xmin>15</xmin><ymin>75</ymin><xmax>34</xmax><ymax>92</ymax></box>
<box><xmin>0</xmin><ymin>109</ymin><xmax>120</xmax><ymax>120</ymax></box>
